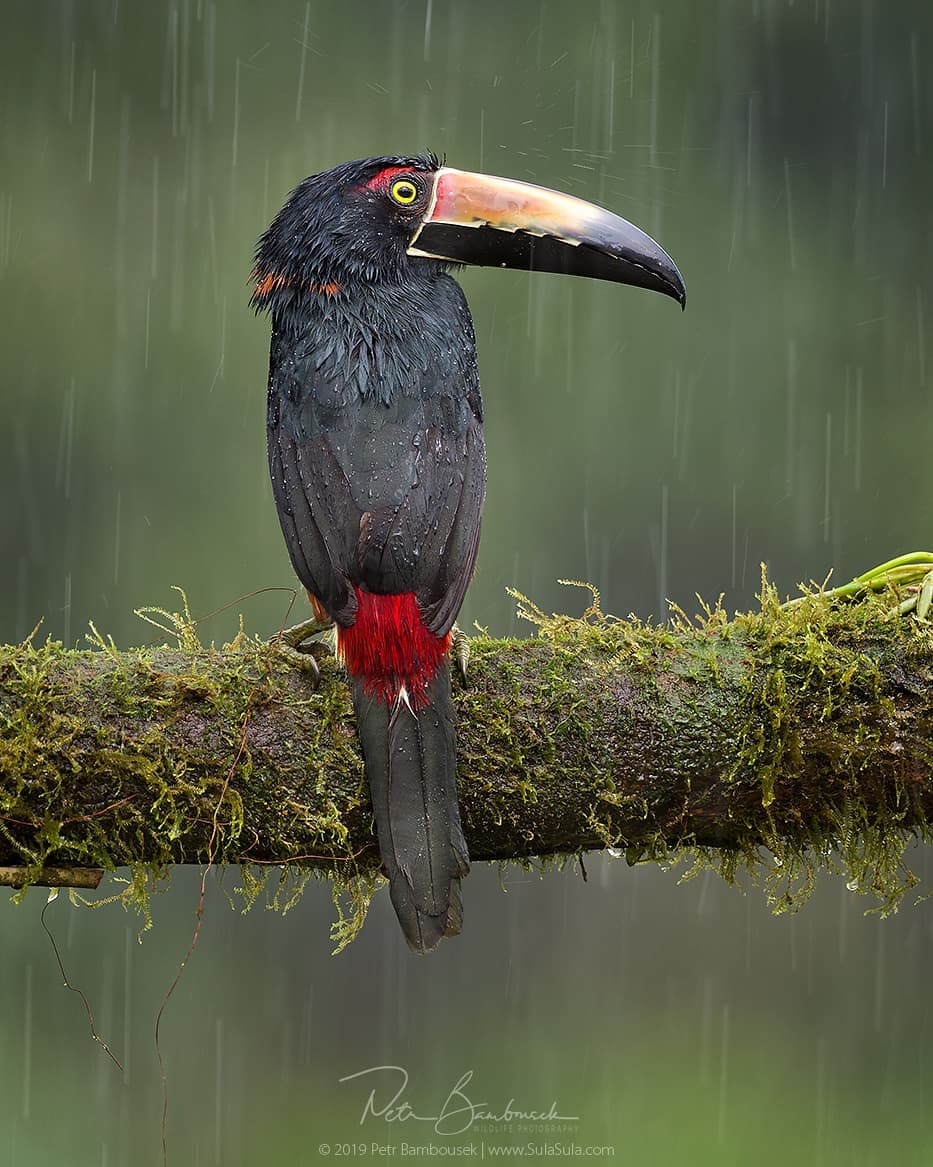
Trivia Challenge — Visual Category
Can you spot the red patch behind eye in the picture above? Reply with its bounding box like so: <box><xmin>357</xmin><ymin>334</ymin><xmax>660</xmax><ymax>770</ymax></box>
<box><xmin>363</xmin><ymin>166</ymin><xmax>418</xmax><ymax>192</ymax></box>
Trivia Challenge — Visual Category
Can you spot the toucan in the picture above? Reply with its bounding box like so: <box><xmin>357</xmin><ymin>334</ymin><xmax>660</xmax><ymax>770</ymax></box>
<box><xmin>252</xmin><ymin>153</ymin><xmax>685</xmax><ymax>953</ymax></box>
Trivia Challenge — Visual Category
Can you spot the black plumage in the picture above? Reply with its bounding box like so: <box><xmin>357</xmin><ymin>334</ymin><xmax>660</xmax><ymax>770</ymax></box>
<box><xmin>254</xmin><ymin>156</ymin><xmax>484</xmax><ymax>951</ymax></box>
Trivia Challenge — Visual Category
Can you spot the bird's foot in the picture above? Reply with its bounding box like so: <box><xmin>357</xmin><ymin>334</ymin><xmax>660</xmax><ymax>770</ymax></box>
<box><xmin>268</xmin><ymin>617</ymin><xmax>334</xmax><ymax>685</ymax></box>
<box><xmin>450</xmin><ymin>624</ymin><xmax>471</xmax><ymax>683</ymax></box>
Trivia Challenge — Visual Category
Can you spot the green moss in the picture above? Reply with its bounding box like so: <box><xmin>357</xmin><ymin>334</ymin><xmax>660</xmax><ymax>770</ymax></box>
<box><xmin>509</xmin><ymin>570</ymin><xmax>933</xmax><ymax>918</ymax></box>
<box><xmin>2</xmin><ymin>562</ymin><xmax>931</xmax><ymax>945</ymax></box>
<box><xmin>0</xmin><ymin>599</ymin><xmax>378</xmax><ymax>929</ymax></box>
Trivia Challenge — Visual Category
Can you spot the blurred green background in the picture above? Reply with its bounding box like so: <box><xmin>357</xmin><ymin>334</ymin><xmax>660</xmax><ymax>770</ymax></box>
<box><xmin>2</xmin><ymin>1</ymin><xmax>932</xmax><ymax>1163</ymax></box>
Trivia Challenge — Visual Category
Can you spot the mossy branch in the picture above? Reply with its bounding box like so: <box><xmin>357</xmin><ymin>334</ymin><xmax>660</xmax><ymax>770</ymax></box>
<box><xmin>1</xmin><ymin>569</ymin><xmax>932</xmax><ymax>921</ymax></box>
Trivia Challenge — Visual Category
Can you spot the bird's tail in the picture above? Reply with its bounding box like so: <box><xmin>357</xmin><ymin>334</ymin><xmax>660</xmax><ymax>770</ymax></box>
<box><xmin>350</xmin><ymin>663</ymin><xmax>469</xmax><ymax>953</ymax></box>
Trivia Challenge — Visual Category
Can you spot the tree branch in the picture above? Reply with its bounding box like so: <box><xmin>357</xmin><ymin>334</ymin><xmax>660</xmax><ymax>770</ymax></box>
<box><xmin>1</xmin><ymin>582</ymin><xmax>931</xmax><ymax>912</ymax></box>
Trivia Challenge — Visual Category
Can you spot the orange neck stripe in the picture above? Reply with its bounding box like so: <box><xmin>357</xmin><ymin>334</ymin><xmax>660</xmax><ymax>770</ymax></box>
<box><xmin>252</xmin><ymin>271</ymin><xmax>341</xmax><ymax>298</ymax></box>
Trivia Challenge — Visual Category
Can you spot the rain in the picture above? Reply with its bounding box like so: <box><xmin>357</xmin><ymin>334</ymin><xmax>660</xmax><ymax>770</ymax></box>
<box><xmin>2</xmin><ymin>1</ymin><xmax>933</xmax><ymax>1164</ymax></box>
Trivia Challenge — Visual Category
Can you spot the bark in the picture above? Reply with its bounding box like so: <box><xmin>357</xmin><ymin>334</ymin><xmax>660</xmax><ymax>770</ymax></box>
<box><xmin>0</xmin><ymin>589</ymin><xmax>931</xmax><ymax>911</ymax></box>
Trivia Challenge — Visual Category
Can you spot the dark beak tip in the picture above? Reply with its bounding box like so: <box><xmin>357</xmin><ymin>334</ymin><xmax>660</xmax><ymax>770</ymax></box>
<box><xmin>665</xmin><ymin>267</ymin><xmax>686</xmax><ymax>310</ymax></box>
<box><xmin>654</xmin><ymin>274</ymin><xmax>685</xmax><ymax>310</ymax></box>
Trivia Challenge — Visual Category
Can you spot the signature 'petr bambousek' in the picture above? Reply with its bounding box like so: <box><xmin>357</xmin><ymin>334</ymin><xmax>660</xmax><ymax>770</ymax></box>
<box><xmin>252</xmin><ymin>153</ymin><xmax>685</xmax><ymax>952</ymax></box>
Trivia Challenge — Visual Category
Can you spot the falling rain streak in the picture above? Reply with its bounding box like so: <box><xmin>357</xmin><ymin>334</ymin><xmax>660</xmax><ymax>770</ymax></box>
<box><xmin>0</xmin><ymin>192</ymin><xmax>11</xmax><ymax>270</ymax></box>
<box><xmin>22</xmin><ymin>964</ymin><xmax>33</xmax><ymax>1121</ymax></box>
<box><xmin>295</xmin><ymin>2</ymin><xmax>311</xmax><ymax>121</ymax></box>
<box><xmin>87</xmin><ymin>68</ymin><xmax>96</xmax><ymax>183</ymax></box>
<box><xmin>823</xmin><ymin>412</ymin><xmax>831</xmax><ymax>542</ymax></box>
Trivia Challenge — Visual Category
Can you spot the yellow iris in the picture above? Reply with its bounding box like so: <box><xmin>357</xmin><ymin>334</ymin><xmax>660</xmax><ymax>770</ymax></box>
<box><xmin>390</xmin><ymin>178</ymin><xmax>418</xmax><ymax>205</ymax></box>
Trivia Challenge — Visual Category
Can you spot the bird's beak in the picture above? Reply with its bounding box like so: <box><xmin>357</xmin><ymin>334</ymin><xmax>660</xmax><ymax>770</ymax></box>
<box><xmin>408</xmin><ymin>167</ymin><xmax>686</xmax><ymax>307</ymax></box>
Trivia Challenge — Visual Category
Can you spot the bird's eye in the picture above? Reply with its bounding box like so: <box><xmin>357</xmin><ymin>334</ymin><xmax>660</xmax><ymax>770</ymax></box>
<box><xmin>389</xmin><ymin>178</ymin><xmax>420</xmax><ymax>205</ymax></box>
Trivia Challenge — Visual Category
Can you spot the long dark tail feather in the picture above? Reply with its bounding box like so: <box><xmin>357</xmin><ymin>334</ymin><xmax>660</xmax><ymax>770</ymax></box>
<box><xmin>351</xmin><ymin>664</ymin><xmax>469</xmax><ymax>953</ymax></box>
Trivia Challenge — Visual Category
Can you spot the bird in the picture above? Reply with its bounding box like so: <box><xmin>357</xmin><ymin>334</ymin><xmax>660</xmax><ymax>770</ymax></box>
<box><xmin>252</xmin><ymin>153</ymin><xmax>685</xmax><ymax>953</ymax></box>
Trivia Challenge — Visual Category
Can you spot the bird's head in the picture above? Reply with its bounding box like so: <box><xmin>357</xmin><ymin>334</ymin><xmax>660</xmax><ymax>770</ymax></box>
<box><xmin>251</xmin><ymin>153</ymin><xmax>445</xmax><ymax>308</ymax></box>
<box><xmin>251</xmin><ymin>153</ymin><xmax>685</xmax><ymax>311</ymax></box>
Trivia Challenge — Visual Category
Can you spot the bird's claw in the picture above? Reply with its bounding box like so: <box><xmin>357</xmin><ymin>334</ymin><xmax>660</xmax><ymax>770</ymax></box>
<box><xmin>451</xmin><ymin>624</ymin><xmax>470</xmax><ymax>682</ymax></box>
<box><xmin>268</xmin><ymin>617</ymin><xmax>334</xmax><ymax>685</ymax></box>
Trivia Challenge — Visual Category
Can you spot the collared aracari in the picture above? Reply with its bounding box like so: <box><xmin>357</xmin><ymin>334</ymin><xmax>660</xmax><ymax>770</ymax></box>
<box><xmin>252</xmin><ymin>153</ymin><xmax>685</xmax><ymax>953</ymax></box>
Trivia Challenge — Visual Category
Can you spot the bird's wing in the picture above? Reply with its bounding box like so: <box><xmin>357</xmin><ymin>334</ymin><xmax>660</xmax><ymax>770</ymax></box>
<box><xmin>398</xmin><ymin>412</ymin><xmax>486</xmax><ymax>637</ymax></box>
<box><xmin>268</xmin><ymin>420</ymin><xmax>358</xmax><ymax>625</ymax></box>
